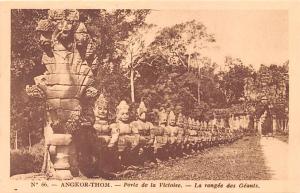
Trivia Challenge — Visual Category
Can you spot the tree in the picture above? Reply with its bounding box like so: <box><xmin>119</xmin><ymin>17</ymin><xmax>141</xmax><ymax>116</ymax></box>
<box><xmin>11</xmin><ymin>9</ymin><xmax>152</xmax><ymax>149</ymax></box>
<box><xmin>120</xmin><ymin>24</ymin><xmax>156</xmax><ymax>102</ymax></box>
<box><xmin>218</xmin><ymin>57</ymin><xmax>255</xmax><ymax>104</ymax></box>
<box><xmin>11</xmin><ymin>9</ymin><xmax>48</xmax><ymax>149</ymax></box>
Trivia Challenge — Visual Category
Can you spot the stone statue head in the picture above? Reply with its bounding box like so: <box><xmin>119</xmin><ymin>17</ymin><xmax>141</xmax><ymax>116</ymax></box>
<box><xmin>187</xmin><ymin>117</ymin><xmax>192</xmax><ymax>129</ymax></box>
<box><xmin>168</xmin><ymin>111</ymin><xmax>176</xmax><ymax>126</ymax></box>
<box><xmin>93</xmin><ymin>94</ymin><xmax>108</xmax><ymax>120</ymax></box>
<box><xmin>176</xmin><ymin>113</ymin><xmax>184</xmax><ymax>127</ymax></box>
<box><xmin>74</xmin><ymin>22</ymin><xmax>90</xmax><ymax>51</ymax></box>
<box><xmin>36</xmin><ymin>19</ymin><xmax>55</xmax><ymax>53</ymax></box>
<box><xmin>50</xmin><ymin>9</ymin><xmax>80</xmax><ymax>50</ymax></box>
<box><xmin>158</xmin><ymin>108</ymin><xmax>168</xmax><ymax>125</ymax></box>
<box><xmin>196</xmin><ymin>120</ymin><xmax>200</xmax><ymax>130</ymax></box>
<box><xmin>116</xmin><ymin>100</ymin><xmax>130</xmax><ymax>123</ymax></box>
<box><xmin>137</xmin><ymin>101</ymin><xmax>147</xmax><ymax>121</ymax></box>
<box><xmin>55</xmin><ymin>20</ymin><xmax>75</xmax><ymax>46</ymax></box>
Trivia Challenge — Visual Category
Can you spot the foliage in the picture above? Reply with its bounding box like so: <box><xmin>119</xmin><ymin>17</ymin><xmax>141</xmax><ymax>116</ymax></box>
<box><xmin>11</xmin><ymin>9</ymin><xmax>289</xmax><ymax>152</ymax></box>
<box><xmin>218</xmin><ymin>57</ymin><xmax>255</xmax><ymax>104</ymax></box>
<box><xmin>10</xmin><ymin>141</ymin><xmax>44</xmax><ymax>176</ymax></box>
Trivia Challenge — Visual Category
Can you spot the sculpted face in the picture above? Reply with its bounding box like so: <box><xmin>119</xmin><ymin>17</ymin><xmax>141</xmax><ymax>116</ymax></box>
<box><xmin>74</xmin><ymin>32</ymin><xmax>89</xmax><ymax>47</ymax></box>
<box><xmin>118</xmin><ymin>108</ymin><xmax>129</xmax><ymax>122</ymax></box>
<box><xmin>39</xmin><ymin>32</ymin><xmax>52</xmax><ymax>53</ymax></box>
<box><xmin>169</xmin><ymin>118</ymin><xmax>176</xmax><ymax>126</ymax></box>
<box><xmin>94</xmin><ymin>104</ymin><xmax>108</xmax><ymax>120</ymax></box>
<box><xmin>139</xmin><ymin>112</ymin><xmax>146</xmax><ymax>121</ymax></box>
<box><xmin>160</xmin><ymin>117</ymin><xmax>167</xmax><ymax>125</ymax></box>
<box><xmin>56</xmin><ymin>20</ymin><xmax>74</xmax><ymax>44</ymax></box>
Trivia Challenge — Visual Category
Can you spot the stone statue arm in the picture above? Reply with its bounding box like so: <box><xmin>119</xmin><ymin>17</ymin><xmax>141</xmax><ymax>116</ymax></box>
<box><xmin>148</xmin><ymin>122</ymin><xmax>155</xmax><ymax>145</ymax></box>
<box><xmin>107</xmin><ymin>123</ymin><xmax>119</xmax><ymax>148</ymax></box>
<box><xmin>130</xmin><ymin>123</ymin><xmax>140</xmax><ymax>149</ymax></box>
<box><xmin>177</xmin><ymin>127</ymin><xmax>184</xmax><ymax>143</ymax></box>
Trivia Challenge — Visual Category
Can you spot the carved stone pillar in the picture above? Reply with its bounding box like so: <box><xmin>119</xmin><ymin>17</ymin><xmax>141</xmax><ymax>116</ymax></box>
<box><xmin>26</xmin><ymin>9</ymin><xmax>98</xmax><ymax>179</ymax></box>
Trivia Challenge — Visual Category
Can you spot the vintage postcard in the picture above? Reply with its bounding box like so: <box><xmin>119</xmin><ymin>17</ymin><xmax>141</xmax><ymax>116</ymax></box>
<box><xmin>0</xmin><ymin>1</ymin><xmax>300</xmax><ymax>193</ymax></box>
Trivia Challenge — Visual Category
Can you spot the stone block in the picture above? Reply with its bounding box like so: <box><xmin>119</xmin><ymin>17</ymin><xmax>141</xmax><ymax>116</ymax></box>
<box><xmin>56</xmin><ymin>145</ymin><xmax>71</xmax><ymax>154</ymax></box>
<box><xmin>53</xmin><ymin>154</ymin><xmax>70</xmax><ymax>169</ymax></box>
<box><xmin>42</xmin><ymin>54</ymin><xmax>56</xmax><ymax>73</ymax></box>
<box><xmin>46</xmin><ymin>85</ymin><xmax>80</xmax><ymax>99</ymax></box>
<box><xmin>47</xmin><ymin>99</ymin><xmax>61</xmax><ymax>109</ymax></box>
<box><xmin>47</xmin><ymin>74</ymin><xmax>77</xmax><ymax>85</ymax></box>
<box><xmin>54</xmin><ymin>170</ymin><xmax>73</xmax><ymax>180</ymax></box>
<box><xmin>52</xmin><ymin>42</ymin><xmax>68</xmax><ymax>52</ymax></box>
<box><xmin>49</xmin><ymin>145</ymin><xmax>56</xmax><ymax>155</ymax></box>
<box><xmin>48</xmin><ymin>134</ymin><xmax>72</xmax><ymax>145</ymax></box>
<box><xmin>57</xmin><ymin>109</ymin><xmax>80</xmax><ymax>121</ymax></box>
<box><xmin>34</xmin><ymin>75</ymin><xmax>48</xmax><ymax>86</ymax></box>
<box><xmin>53</xmin><ymin>63</ymin><xmax>74</xmax><ymax>74</ymax></box>
<box><xmin>60</xmin><ymin>99</ymin><xmax>80</xmax><ymax>110</ymax></box>
<box><xmin>79</xmin><ymin>65</ymin><xmax>93</xmax><ymax>76</ymax></box>
<box><xmin>44</xmin><ymin>124</ymin><xmax>54</xmax><ymax>141</ymax></box>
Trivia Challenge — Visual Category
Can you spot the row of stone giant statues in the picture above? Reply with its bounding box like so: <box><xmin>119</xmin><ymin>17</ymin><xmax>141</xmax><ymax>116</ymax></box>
<box><xmin>71</xmin><ymin>95</ymin><xmax>247</xmax><ymax>179</ymax></box>
<box><xmin>24</xmin><ymin>9</ymin><xmax>249</xmax><ymax>180</ymax></box>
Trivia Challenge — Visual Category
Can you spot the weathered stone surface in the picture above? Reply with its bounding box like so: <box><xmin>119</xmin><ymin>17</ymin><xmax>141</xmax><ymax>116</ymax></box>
<box><xmin>49</xmin><ymin>145</ymin><xmax>56</xmax><ymax>155</ymax></box>
<box><xmin>25</xmin><ymin>85</ymin><xmax>45</xmax><ymax>99</ymax></box>
<box><xmin>46</xmin><ymin>85</ymin><xmax>81</xmax><ymax>99</ymax></box>
<box><xmin>42</xmin><ymin>54</ymin><xmax>56</xmax><ymax>73</ymax></box>
<box><xmin>60</xmin><ymin>99</ymin><xmax>80</xmax><ymax>110</ymax></box>
<box><xmin>52</xmin><ymin>42</ymin><xmax>68</xmax><ymax>52</ymax></box>
<box><xmin>57</xmin><ymin>109</ymin><xmax>80</xmax><ymax>121</ymax></box>
<box><xmin>53</xmin><ymin>154</ymin><xmax>70</xmax><ymax>169</ymax></box>
<box><xmin>48</xmin><ymin>134</ymin><xmax>72</xmax><ymax>145</ymax></box>
<box><xmin>47</xmin><ymin>74</ymin><xmax>75</xmax><ymax>85</ymax></box>
<box><xmin>34</xmin><ymin>75</ymin><xmax>48</xmax><ymax>87</ymax></box>
<box><xmin>56</xmin><ymin>145</ymin><xmax>72</xmax><ymax>155</ymax></box>
<box><xmin>48</xmin><ymin>9</ymin><xmax>65</xmax><ymax>20</ymax></box>
<box><xmin>54</xmin><ymin>170</ymin><xmax>73</xmax><ymax>180</ymax></box>
<box><xmin>79</xmin><ymin>65</ymin><xmax>93</xmax><ymax>76</ymax></box>
<box><xmin>46</xmin><ymin>73</ymin><xmax>93</xmax><ymax>86</ymax></box>
<box><xmin>44</xmin><ymin>124</ymin><xmax>54</xmax><ymax>141</ymax></box>
<box><xmin>65</xmin><ymin>9</ymin><xmax>79</xmax><ymax>21</ymax></box>
<box><xmin>47</xmin><ymin>99</ymin><xmax>61</xmax><ymax>109</ymax></box>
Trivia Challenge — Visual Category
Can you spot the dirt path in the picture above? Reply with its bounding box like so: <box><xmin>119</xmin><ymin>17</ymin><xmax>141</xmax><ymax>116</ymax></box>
<box><xmin>12</xmin><ymin>136</ymin><xmax>276</xmax><ymax>180</ymax></box>
<box><xmin>125</xmin><ymin>136</ymin><xmax>272</xmax><ymax>180</ymax></box>
<box><xmin>260</xmin><ymin>137</ymin><xmax>288</xmax><ymax>180</ymax></box>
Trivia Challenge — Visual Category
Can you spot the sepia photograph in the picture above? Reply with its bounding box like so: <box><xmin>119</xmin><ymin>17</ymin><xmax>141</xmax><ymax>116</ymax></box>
<box><xmin>8</xmin><ymin>8</ymin><xmax>290</xmax><ymax>182</ymax></box>
<box><xmin>1</xmin><ymin>1</ymin><xmax>299</xmax><ymax>192</ymax></box>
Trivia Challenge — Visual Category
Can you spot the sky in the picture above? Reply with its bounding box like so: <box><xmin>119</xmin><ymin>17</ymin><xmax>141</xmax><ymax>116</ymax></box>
<box><xmin>145</xmin><ymin>10</ymin><xmax>288</xmax><ymax>70</ymax></box>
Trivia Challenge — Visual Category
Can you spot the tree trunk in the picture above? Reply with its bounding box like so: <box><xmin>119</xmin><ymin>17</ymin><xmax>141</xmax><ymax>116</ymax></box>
<box><xmin>28</xmin><ymin>132</ymin><xmax>31</xmax><ymax>151</ymax></box>
<box><xmin>197</xmin><ymin>64</ymin><xmax>201</xmax><ymax>104</ymax></box>
<box><xmin>187</xmin><ymin>54</ymin><xmax>191</xmax><ymax>71</ymax></box>
<box><xmin>130</xmin><ymin>69</ymin><xmax>135</xmax><ymax>103</ymax></box>
<box><xmin>15</xmin><ymin>131</ymin><xmax>18</xmax><ymax>150</ymax></box>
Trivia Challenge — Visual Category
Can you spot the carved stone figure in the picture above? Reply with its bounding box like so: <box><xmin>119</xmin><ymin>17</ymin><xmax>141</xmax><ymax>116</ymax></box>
<box><xmin>182</xmin><ymin>116</ymin><xmax>190</xmax><ymax>155</ymax></box>
<box><xmin>110</xmin><ymin>100</ymin><xmax>140</xmax><ymax>168</ymax></box>
<box><xmin>176</xmin><ymin>113</ymin><xmax>185</xmax><ymax>157</ymax></box>
<box><xmin>93</xmin><ymin>94</ymin><xmax>119</xmax><ymax>177</ymax></box>
<box><xmin>131</xmin><ymin>102</ymin><xmax>155</xmax><ymax>165</ymax></box>
<box><xmin>195</xmin><ymin>120</ymin><xmax>202</xmax><ymax>151</ymax></box>
<box><xmin>154</xmin><ymin>108</ymin><xmax>169</xmax><ymax>161</ymax></box>
<box><xmin>26</xmin><ymin>9</ymin><xmax>98</xmax><ymax>180</ymax></box>
<box><xmin>165</xmin><ymin>111</ymin><xmax>178</xmax><ymax>159</ymax></box>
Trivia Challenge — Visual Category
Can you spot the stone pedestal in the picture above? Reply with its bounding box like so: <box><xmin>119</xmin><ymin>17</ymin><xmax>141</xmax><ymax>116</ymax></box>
<box><xmin>47</xmin><ymin>134</ymin><xmax>73</xmax><ymax>179</ymax></box>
